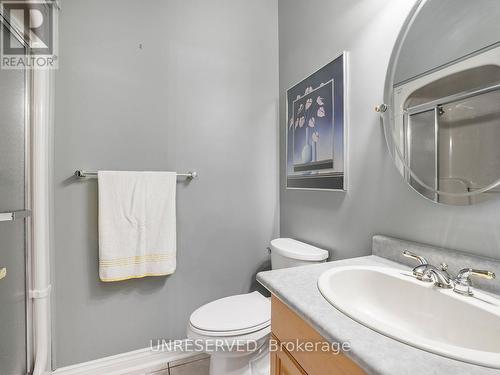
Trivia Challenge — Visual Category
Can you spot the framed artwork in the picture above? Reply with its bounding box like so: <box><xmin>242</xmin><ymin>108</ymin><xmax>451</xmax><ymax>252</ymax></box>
<box><xmin>286</xmin><ymin>53</ymin><xmax>347</xmax><ymax>190</ymax></box>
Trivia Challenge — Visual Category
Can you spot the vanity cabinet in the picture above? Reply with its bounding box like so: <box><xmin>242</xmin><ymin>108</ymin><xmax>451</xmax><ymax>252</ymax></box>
<box><xmin>271</xmin><ymin>338</ymin><xmax>307</xmax><ymax>375</ymax></box>
<box><xmin>271</xmin><ymin>296</ymin><xmax>366</xmax><ymax>375</ymax></box>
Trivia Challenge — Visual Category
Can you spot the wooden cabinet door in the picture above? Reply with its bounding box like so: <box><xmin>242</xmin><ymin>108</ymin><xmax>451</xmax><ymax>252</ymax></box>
<box><xmin>271</xmin><ymin>296</ymin><xmax>367</xmax><ymax>375</ymax></box>
<box><xmin>271</xmin><ymin>338</ymin><xmax>307</xmax><ymax>375</ymax></box>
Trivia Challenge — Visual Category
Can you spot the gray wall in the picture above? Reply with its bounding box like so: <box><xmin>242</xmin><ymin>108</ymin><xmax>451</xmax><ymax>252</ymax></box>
<box><xmin>54</xmin><ymin>0</ymin><xmax>278</xmax><ymax>368</ymax></box>
<box><xmin>279</xmin><ymin>0</ymin><xmax>500</xmax><ymax>262</ymax></box>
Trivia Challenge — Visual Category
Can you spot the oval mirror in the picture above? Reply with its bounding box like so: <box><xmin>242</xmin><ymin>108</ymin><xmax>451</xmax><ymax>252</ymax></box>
<box><xmin>383</xmin><ymin>0</ymin><xmax>500</xmax><ymax>205</ymax></box>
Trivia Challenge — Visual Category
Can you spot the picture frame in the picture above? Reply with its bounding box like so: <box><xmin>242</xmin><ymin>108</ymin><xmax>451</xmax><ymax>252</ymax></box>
<box><xmin>286</xmin><ymin>52</ymin><xmax>347</xmax><ymax>191</ymax></box>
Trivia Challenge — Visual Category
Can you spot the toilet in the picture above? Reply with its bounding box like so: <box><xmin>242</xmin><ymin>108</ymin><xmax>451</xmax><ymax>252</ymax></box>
<box><xmin>187</xmin><ymin>238</ymin><xmax>329</xmax><ymax>375</ymax></box>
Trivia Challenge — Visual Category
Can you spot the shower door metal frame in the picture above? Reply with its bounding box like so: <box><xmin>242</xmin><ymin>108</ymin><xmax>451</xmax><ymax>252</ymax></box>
<box><xmin>0</xmin><ymin>3</ymin><xmax>55</xmax><ymax>372</ymax></box>
<box><xmin>403</xmin><ymin>108</ymin><xmax>439</xmax><ymax>202</ymax></box>
<box><xmin>25</xmin><ymin>58</ymin><xmax>34</xmax><ymax>374</ymax></box>
<box><xmin>0</xmin><ymin>12</ymin><xmax>35</xmax><ymax>372</ymax></box>
<box><xmin>404</xmin><ymin>81</ymin><xmax>500</xmax><ymax>203</ymax></box>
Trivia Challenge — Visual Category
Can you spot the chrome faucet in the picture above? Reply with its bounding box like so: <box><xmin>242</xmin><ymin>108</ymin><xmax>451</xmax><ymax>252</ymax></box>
<box><xmin>420</xmin><ymin>264</ymin><xmax>453</xmax><ymax>289</ymax></box>
<box><xmin>403</xmin><ymin>251</ymin><xmax>452</xmax><ymax>288</ymax></box>
<box><xmin>402</xmin><ymin>250</ymin><xmax>496</xmax><ymax>295</ymax></box>
<box><xmin>453</xmin><ymin>268</ymin><xmax>496</xmax><ymax>296</ymax></box>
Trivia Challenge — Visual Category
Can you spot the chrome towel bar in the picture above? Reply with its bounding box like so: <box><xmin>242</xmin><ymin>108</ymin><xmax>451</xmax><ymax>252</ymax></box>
<box><xmin>74</xmin><ymin>170</ymin><xmax>199</xmax><ymax>179</ymax></box>
<box><xmin>0</xmin><ymin>210</ymin><xmax>31</xmax><ymax>222</ymax></box>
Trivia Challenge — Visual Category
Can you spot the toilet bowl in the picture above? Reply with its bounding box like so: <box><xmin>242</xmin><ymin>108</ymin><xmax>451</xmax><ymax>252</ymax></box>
<box><xmin>187</xmin><ymin>292</ymin><xmax>270</xmax><ymax>375</ymax></box>
<box><xmin>187</xmin><ymin>239</ymin><xmax>328</xmax><ymax>375</ymax></box>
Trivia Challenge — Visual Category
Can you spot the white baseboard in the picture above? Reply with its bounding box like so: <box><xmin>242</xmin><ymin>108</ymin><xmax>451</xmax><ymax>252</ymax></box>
<box><xmin>52</xmin><ymin>342</ymin><xmax>201</xmax><ymax>375</ymax></box>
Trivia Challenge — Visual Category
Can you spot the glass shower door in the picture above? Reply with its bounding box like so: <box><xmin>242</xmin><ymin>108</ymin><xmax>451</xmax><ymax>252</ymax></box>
<box><xmin>0</xmin><ymin>26</ymin><xmax>29</xmax><ymax>374</ymax></box>
<box><xmin>406</xmin><ymin>109</ymin><xmax>438</xmax><ymax>201</ymax></box>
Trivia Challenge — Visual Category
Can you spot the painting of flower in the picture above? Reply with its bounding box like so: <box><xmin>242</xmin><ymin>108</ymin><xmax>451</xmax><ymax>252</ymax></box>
<box><xmin>297</xmin><ymin>103</ymin><xmax>304</xmax><ymax>115</ymax></box>
<box><xmin>286</xmin><ymin>53</ymin><xmax>346</xmax><ymax>190</ymax></box>
<box><xmin>298</xmin><ymin>117</ymin><xmax>305</xmax><ymax>128</ymax></box>
<box><xmin>291</xmin><ymin>82</ymin><xmax>334</xmax><ymax>169</ymax></box>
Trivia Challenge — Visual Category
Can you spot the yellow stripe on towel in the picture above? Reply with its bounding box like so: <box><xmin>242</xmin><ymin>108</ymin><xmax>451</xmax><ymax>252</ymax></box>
<box><xmin>100</xmin><ymin>254</ymin><xmax>171</xmax><ymax>267</ymax></box>
<box><xmin>100</xmin><ymin>272</ymin><xmax>171</xmax><ymax>282</ymax></box>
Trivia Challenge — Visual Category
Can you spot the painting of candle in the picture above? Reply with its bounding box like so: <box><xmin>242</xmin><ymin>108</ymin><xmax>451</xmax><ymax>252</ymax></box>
<box><xmin>286</xmin><ymin>53</ymin><xmax>346</xmax><ymax>190</ymax></box>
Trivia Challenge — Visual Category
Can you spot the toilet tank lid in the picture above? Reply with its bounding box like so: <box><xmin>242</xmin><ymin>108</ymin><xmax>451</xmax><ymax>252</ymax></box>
<box><xmin>270</xmin><ymin>238</ymin><xmax>329</xmax><ymax>261</ymax></box>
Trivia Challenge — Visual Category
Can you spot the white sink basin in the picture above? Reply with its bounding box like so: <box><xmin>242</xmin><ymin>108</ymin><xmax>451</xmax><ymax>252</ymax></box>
<box><xmin>318</xmin><ymin>265</ymin><xmax>500</xmax><ymax>368</ymax></box>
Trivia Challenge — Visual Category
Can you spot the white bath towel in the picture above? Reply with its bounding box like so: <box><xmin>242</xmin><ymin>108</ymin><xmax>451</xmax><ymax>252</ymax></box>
<box><xmin>98</xmin><ymin>171</ymin><xmax>177</xmax><ymax>282</ymax></box>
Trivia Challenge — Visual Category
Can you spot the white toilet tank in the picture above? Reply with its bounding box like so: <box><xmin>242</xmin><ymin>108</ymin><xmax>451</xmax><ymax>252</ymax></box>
<box><xmin>270</xmin><ymin>238</ymin><xmax>329</xmax><ymax>269</ymax></box>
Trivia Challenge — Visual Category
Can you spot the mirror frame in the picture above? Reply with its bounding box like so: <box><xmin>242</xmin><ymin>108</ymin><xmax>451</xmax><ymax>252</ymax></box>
<box><xmin>382</xmin><ymin>0</ymin><xmax>500</xmax><ymax>204</ymax></box>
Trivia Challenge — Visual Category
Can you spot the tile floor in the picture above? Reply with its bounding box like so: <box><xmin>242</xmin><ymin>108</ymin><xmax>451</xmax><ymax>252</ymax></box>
<box><xmin>148</xmin><ymin>354</ymin><xmax>210</xmax><ymax>375</ymax></box>
<box><xmin>170</xmin><ymin>357</ymin><xmax>210</xmax><ymax>375</ymax></box>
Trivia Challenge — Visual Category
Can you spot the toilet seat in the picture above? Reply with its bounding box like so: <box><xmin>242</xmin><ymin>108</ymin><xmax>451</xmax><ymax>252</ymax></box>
<box><xmin>189</xmin><ymin>292</ymin><xmax>270</xmax><ymax>337</ymax></box>
<box><xmin>188</xmin><ymin>323</ymin><xmax>271</xmax><ymax>344</ymax></box>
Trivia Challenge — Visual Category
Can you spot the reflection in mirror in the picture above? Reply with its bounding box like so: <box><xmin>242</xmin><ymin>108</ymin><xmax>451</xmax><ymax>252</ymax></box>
<box><xmin>406</xmin><ymin>109</ymin><xmax>437</xmax><ymax>201</ymax></box>
<box><xmin>384</xmin><ymin>0</ymin><xmax>500</xmax><ymax>205</ymax></box>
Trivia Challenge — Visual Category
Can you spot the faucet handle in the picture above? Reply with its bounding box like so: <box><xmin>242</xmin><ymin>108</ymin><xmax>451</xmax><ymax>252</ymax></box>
<box><xmin>402</xmin><ymin>250</ymin><xmax>428</xmax><ymax>265</ymax></box>
<box><xmin>440</xmin><ymin>263</ymin><xmax>452</xmax><ymax>278</ymax></box>
<box><xmin>454</xmin><ymin>268</ymin><xmax>496</xmax><ymax>296</ymax></box>
<box><xmin>403</xmin><ymin>251</ymin><xmax>430</xmax><ymax>281</ymax></box>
